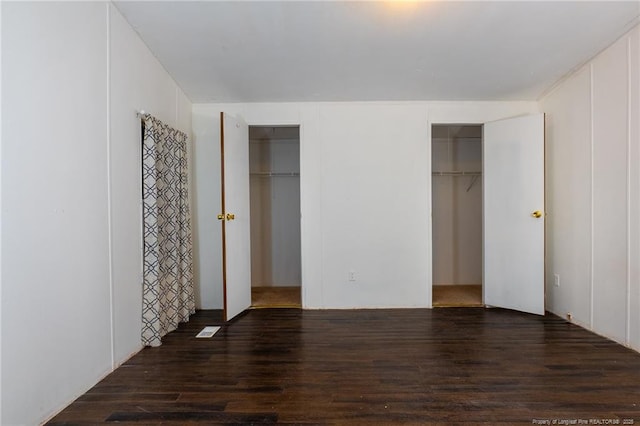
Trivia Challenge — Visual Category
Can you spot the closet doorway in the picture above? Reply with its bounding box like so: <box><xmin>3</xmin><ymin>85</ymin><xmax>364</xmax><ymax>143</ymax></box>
<box><xmin>431</xmin><ymin>125</ymin><xmax>483</xmax><ymax>307</ymax></box>
<box><xmin>249</xmin><ymin>126</ymin><xmax>301</xmax><ymax>308</ymax></box>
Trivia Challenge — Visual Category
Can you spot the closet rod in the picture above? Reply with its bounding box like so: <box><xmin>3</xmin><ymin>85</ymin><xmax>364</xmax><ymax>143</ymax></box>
<box><xmin>432</xmin><ymin>171</ymin><xmax>481</xmax><ymax>176</ymax></box>
<box><xmin>250</xmin><ymin>172</ymin><xmax>300</xmax><ymax>177</ymax></box>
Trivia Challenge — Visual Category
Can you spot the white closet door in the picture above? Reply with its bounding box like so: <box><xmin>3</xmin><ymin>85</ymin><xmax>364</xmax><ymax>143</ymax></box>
<box><xmin>483</xmin><ymin>113</ymin><xmax>545</xmax><ymax>315</ymax></box>
<box><xmin>220</xmin><ymin>112</ymin><xmax>251</xmax><ymax>321</ymax></box>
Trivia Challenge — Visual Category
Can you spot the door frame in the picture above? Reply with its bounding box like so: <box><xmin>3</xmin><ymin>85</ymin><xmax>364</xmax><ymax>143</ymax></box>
<box><xmin>429</xmin><ymin>123</ymin><xmax>485</xmax><ymax>306</ymax></box>
<box><xmin>247</xmin><ymin>124</ymin><xmax>303</xmax><ymax>305</ymax></box>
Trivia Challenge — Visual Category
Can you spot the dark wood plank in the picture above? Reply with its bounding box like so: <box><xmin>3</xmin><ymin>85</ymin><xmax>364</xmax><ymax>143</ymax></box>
<box><xmin>47</xmin><ymin>308</ymin><xmax>640</xmax><ymax>425</ymax></box>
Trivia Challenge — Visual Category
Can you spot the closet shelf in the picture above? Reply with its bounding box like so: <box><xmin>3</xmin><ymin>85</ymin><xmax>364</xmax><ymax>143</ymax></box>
<box><xmin>250</xmin><ymin>172</ymin><xmax>300</xmax><ymax>177</ymax></box>
<box><xmin>432</xmin><ymin>171</ymin><xmax>482</xmax><ymax>176</ymax></box>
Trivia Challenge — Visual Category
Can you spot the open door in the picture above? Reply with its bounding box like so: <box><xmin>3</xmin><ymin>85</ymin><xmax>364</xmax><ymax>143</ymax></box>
<box><xmin>219</xmin><ymin>112</ymin><xmax>251</xmax><ymax>321</ymax></box>
<box><xmin>483</xmin><ymin>113</ymin><xmax>545</xmax><ymax>315</ymax></box>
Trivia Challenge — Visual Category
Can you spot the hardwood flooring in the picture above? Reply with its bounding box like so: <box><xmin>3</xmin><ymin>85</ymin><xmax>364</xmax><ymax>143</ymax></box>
<box><xmin>432</xmin><ymin>285</ymin><xmax>483</xmax><ymax>307</ymax></box>
<box><xmin>48</xmin><ymin>308</ymin><xmax>640</xmax><ymax>425</ymax></box>
<box><xmin>252</xmin><ymin>286</ymin><xmax>301</xmax><ymax>308</ymax></box>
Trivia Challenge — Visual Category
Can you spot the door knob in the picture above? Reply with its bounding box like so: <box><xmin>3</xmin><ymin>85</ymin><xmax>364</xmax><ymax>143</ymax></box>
<box><xmin>531</xmin><ymin>210</ymin><xmax>542</xmax><ymax>218</ymax></box>
<box><xmin>226</xmin><ymin>213</ymin><xmax>235</xmax><ymax>221</ymax></box>
<box><xmin>217</xmin><ymin>214</ymin><xmax>225</xmax><ymax>221</ymax></box>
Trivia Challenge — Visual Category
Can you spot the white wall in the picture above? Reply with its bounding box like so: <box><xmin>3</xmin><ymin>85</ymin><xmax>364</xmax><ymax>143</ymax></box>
<box><xmin>109</xmin><ymin>3</ymin><xmax>192</xmax><ymax>365</ymax></box>
<box><xmin>0</xmin><ymin>2</ymin><xmax>4</xmax><ymax>422</ymax></box>
<box><xmin>1</xmin><ymin>3</ymin><xmax>192</xmax><ymax>425</ymax></box>
<box><xmin>2</xmin><ymin>4</ymin><xmax>110</xmax><ymax>425</ymax></box>
<box><xmin>192</xmin><ymin>101</ymin><xmax>537</xmax><ymax>309</ymax></box>
<box><xmin>542</xmin><ymin>24</ymin><xmax>640</xmax><ymax>352</ymax></box>
<box><xmin>191</xmin><ymin>112</ymin><xmax>224</xmax><ymax>308</ymax></box>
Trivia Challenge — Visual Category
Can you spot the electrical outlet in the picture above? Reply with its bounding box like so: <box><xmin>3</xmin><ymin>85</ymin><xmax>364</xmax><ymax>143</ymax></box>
<box><xmin>554</xmin><ymin>274</ymin><xmax>560</xmax><ymax>287</ymax></box>
<box><xmin>349</xmin><ymin>270</ymin><xmax>356</xmax><ymax>282</ymax></box>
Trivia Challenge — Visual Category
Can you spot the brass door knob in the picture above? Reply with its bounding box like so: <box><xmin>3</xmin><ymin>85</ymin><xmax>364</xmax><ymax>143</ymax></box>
<box><xmin>226</xmin><ymin>213</ymin><xmax>235</xmax><ymax>221</ymax></box>
<box><xmin>532</xmin><ymin>210</ymin><xmax>542</xmax><ymax>218</ymax></box>
<box><xmin>217</xmin><ymin>214</ymin><xmax>225</xmax><ymax>221</ymax></box>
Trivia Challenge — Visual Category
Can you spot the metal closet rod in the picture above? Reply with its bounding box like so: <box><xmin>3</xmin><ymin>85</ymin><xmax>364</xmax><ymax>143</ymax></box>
<box><xmin>250</xmin><ymin>172</ymin><xmax>300</xmax><ymax>177</ymax></box>
<box><xmin>432</xmin><ymin>171</ymin><xmax>482</xmax><ymax>176</ymax></box>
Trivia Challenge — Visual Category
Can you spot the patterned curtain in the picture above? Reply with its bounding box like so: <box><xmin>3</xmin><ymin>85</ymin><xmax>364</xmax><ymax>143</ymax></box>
<box><xmin>141</xmin><ymin>115</ymin><xmax>195</xmax><ymax>347</ymax></box>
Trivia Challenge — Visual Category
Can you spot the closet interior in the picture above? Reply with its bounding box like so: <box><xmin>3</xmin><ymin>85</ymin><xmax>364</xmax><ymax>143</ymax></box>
<box><xmin>431</xmin><ymin>125</ymin><xmax>483</xmax><ymax>307</ymax></box>
<box><xmin>249</xmin><ymin>126</ymin><xmax>301</xmax><ymax>308</ymax></box>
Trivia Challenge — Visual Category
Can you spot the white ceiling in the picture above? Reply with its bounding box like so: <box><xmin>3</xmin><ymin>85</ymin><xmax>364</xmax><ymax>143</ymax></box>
<box><xmin>114</xmin><ymin>1</ymin><xmax>640</xmax><ymax>103</ymax></box>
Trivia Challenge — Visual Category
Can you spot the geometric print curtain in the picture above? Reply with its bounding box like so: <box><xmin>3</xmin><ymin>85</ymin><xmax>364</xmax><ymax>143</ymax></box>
<box><xmin>141</xmin><ymin>115</ymin><xmax>195</xmax><ymax>347</ymax></box>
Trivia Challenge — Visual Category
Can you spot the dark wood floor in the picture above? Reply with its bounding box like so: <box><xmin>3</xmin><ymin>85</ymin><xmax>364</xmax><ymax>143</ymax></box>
<box><xmin>48</xmin><ymin>308</ymin><xmax>640</xmax><ymax>425</ymax></box>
